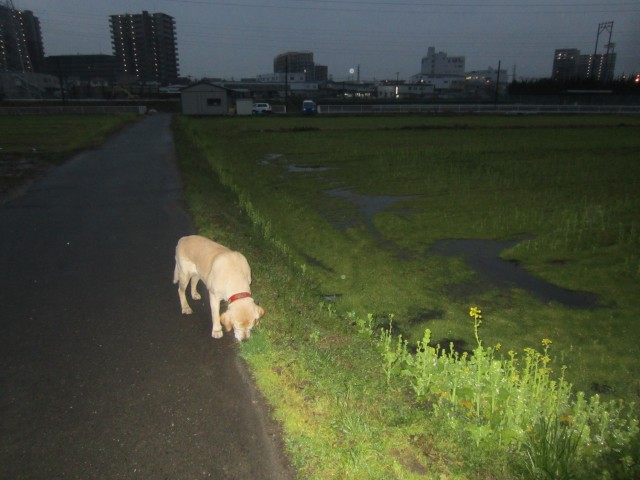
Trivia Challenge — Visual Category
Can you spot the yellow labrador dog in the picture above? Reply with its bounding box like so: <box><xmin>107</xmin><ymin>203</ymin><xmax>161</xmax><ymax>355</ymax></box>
<box><xmin>173</xmin><ymin>235</ymin><xmax>264</xmax><ymax>341</ymax></box>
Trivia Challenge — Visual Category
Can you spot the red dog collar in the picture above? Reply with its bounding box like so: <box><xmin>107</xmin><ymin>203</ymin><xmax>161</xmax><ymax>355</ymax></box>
<box><xmin>228</xmin><ymin>292</ymin><xmax>252</xmax><ymax>304</ymax></box>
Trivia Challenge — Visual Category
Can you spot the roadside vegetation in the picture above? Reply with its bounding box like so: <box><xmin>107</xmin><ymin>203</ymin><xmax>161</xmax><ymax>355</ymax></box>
<box><xmin>0</xmin><ymin>114</ymin><xmax>138</xmax><ymax>197</ymax></box>
<box><xmin>175</xmin><ymin>113</ymin><xmax>639</xmax><ymax>479</ymax></box>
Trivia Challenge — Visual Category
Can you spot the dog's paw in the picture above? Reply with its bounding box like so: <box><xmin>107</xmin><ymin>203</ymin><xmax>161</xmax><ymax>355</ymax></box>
<box><xmin>192</xmin><ymin>292</ymin><xmax>201</xmax><ymax>300</ymax></box>
<box><xmin>182</xmin><ymin>306</ymin><xmax>193</xmax><ymax>315</ymax></box>
<box><xmin>212</xmin><ymin>329</ymin><xmax>223</xmax><ymax>339</ymax></box>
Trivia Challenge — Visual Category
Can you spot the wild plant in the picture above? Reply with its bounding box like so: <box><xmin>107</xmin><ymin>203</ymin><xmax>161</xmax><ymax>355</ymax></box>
<box><xmin>367</xmin><ymin>307</ymin><xmax>639</xmax><ymax>478</ymax></box>
<box><xmin>521</xmin><ymin>414</ymin><xmax>583</xmax><ymax>480</ymax></box>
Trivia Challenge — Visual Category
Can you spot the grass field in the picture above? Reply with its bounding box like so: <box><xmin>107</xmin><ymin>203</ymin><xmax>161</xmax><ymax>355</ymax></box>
<box><xmin>0</xmin><ymin>114</ymin><xmax>138</xmax><ymax>197</ymax></box>
<box><xmin>175</xmin><ymin>114</ymin><xmax>640</xmax><ymax>479</ymax></box>
<box><xmin>179</xmin><ymin>114</ymin><xmax>640</xmax><ymax>398</ymax></box>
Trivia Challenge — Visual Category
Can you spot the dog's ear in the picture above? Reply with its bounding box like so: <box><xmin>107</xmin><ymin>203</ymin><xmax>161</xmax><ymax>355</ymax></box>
<box><xmin>220</xmin><ymin>312</ymin><xmax>233</xmax><ymax>332</ymax></box>
<box><xmin>254</xmin><ymin>306</ymin><xmax>265</xmax><ymax>325</ymax></box>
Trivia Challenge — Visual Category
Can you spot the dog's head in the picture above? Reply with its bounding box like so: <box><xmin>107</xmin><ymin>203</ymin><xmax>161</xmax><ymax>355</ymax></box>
<box><xmin>221</xmin><ymin>300</ymin><xmax>264</xmax><ymax>341</ymax></box>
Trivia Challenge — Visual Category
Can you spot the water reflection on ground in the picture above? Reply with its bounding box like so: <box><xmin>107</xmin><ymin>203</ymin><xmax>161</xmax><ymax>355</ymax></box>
<box><xmin>326</xmin><ymin>187</ymin><xmax>418</xmax><ymax>246</ymax></box>
<box><xmin>430</xmin><ymin>238</ymin><xmax>598</xmax><ymax>308</ymax></box>
<box><xmin>262</xmin><ymin>155</ymin><xmax>598</xmax><ymax>309</ymax></box>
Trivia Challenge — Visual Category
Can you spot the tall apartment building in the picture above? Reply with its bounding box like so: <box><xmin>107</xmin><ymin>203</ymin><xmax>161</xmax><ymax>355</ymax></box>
<box><xmin>109</xmin><ymin>11</ymin><xmax>179</xmax><ymax>84</ymax></box>
<box><xmin>273</xmin><ymin>51</ymin><xmax>327</xmax><ymax>82</ymax></box>
<box><xmin>0</xmin><ymin>4</ymin><xmax>45</xmax><ymax>72</ymax></box>
<box><xmin>420</xmin><ymin>46</ymin><xmax>465</xmax><ymax>77</ymax></box>
<box><xmin>274</xmin><ymin>51</ymin><xmax>314</xmax><ymax>81</ymax></box>
<box><xmin>552</xmin><ymin>48</ymin><xmax>616</xmax><ymax>81</ymax></box>
<box><xmin>552</xmin><ymin>49</ymin><xmax>580</xmax><ymax>81</ymax></box>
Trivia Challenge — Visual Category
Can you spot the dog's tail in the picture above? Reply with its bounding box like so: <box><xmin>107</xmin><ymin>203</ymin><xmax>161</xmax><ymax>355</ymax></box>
<box><xmin>173</xmin><ymin>259</ymin><xmax>180</xmax><ymax>284</ymax></box>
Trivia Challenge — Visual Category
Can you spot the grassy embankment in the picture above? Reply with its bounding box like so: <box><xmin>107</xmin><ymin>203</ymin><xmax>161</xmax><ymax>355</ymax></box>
<box><xmin>0</xmin><ymin>114</ymin><xmax>138</xmax><ymax>196</ymax></box>
<box><xmin>174</xmin><ymin>114</ymin><xmax>640</xmax><ymax>479</ymax></box>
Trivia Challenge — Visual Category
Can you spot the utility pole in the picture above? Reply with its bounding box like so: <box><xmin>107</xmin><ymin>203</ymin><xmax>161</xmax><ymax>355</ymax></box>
<box><xmin>494</xmin><ymin>60</ymin><xmax>501</xmax><ymax>106</ymax></box>
<box><xmin>284</xmin><ymin>57</ymin><xmax>288</xmax><ymax>113</ymax></box>
<box><xmin>593</xmin><ymin>21</ymin><xmax>613</xmax><ymax>81</ymax></box>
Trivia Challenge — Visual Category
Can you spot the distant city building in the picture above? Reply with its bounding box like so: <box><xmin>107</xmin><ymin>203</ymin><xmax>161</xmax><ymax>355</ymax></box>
<box><xmin>257</xmin><ymin>72</ymin><xmax>306</xmax><ymax>83</ymax></box>
<box><xmin>410</xmin><ymin>73</ymin><xmax>466</xmax><ymax>91</ymax></box>
<box><xmin>273</xmin><ymin>51</ymin><xmax>328</xmax><ymax>82</ymax></box>
<box><xmin>109</xmin><ymin>11</ymin><xmax>179</xmax><ymax>84</ymax></box>
<box><xmin>377</xmin><ymin>82</ymin><xmax>434</xmax><ymax>99</ymax></box>
<box><xmin>578</xmin><ymin>52</ymin><xmax>616</xmax><ymax>81</ymax></box>
<box><xmin>552</xmin><ymin>49</ymin><xmax>581</xmax><ymax>80</ymax></box>
<box><xmin>274</xmin><ymin>51</ymin><xmax>313</xmax><ymax>80</ymax></box>
<box><xmin>45</xmin><ymin>54</ymin><xmax>121</xmax><ymax>83</ymax></box>
<box><xmin>314</xmin><ymin>64</ymin><xmax>328</xmax><ymax>82</ymax></box>
<box><xmin>0</xmin><ymin>70</ymin><xmax>59</xmax><ymax>98</ymax></box>
<box><xmin>420</xmin><ymin>46</ymin><xmax>465</xmax><ymax>77</ymax></box>
<box><xmin>0</xmin><ymin>5</ymin><xmax>45</xmax><ymax>73</ymax></box>
<box><xmin>552</xmin><ymin>48</ymin><xmax>616</xmax><ymax>81</ymax></box>
<box><xmin>466</xmin><ymin>66</ymin><xmax>508</xmax><ymax>85</ymax></box>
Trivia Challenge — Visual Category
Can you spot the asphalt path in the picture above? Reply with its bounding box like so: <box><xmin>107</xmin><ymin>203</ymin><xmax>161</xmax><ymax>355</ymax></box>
<box><xmin>0</xmin><ymin>114</ymin><xmax>294</xmax><ymax>479</ymax></box>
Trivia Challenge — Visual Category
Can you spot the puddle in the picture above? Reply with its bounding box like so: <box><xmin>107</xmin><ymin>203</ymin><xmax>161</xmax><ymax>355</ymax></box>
<box><xmin>327</xmin><ymin>188</ymin><xmax>418</xmax><ymax>223</ymax></box>
<box><xmin>286</xmin><ymin>165</ymin><xmax>332</xmax><ymax>173</ymax></box>
<box><xmin>429</xmin><ymin>238</ymin><xmax>598</xmax><ymax>308</ymax></box>
<box><xmin>258</xmin><ymin>153</ymin><xmax>284</xmax><ymax>165</ymax></box>
<box><xmin>325</xmin><ymin>188</ymin><xmax>419</xmax><ymax>250</ymax></box>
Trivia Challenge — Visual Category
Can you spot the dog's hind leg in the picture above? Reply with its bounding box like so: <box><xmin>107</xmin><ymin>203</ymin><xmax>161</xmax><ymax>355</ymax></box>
<box><xmin>176</xmin><ymin>270</ymin><xmax>194</xmax><ymax>315</ymax></box>
<box><xmin>190</xmin><ymin>276</ymin><xmax>201</xmax><ymax>300</ymax></box>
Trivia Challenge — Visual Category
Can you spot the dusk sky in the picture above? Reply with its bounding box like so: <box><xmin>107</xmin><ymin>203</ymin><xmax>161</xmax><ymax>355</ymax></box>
<box><xmin>16</xmin><ymin>0</ymin><xmax>640</xmax><ymax>82</ymax></box>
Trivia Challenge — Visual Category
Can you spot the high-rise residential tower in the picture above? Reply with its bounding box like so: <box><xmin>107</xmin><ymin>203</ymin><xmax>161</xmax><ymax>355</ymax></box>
<box><xmin>109</xmin><ymin>11</ymin><xmax>179</xmax><ymax>83</ymax></box>
<box><xmin>0</xmin><ymin>3</ymin><xmax>45</xmax><ymax>73</ymax></box>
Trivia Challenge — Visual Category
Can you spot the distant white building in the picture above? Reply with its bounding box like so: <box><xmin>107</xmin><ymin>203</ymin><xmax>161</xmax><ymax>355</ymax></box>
<box><xmin>377</xmin><ymin>82</ymin><xmax>434</xmax><ymax>98</ymax></box>
<box><xmin>466</xmin><ymin>66</ymin><xmax>508</xmax><ymax>85</ymax></box>
<box><xmin>409</xmin><ymin>74</ymin><xmax>465</xmax><ymax>91</ymax></box>
<box><xmin>256</xmin><ymin>72</ymin><xmax>306</xmax><ymax>83</ymax></box>
<box><xmin>0</xmin><ymin>71</ymin><xmax>59</xmax><ymax>99</ymax></box>
<box><xmin>180</xmin><ymin>82</ymin><xmax>236</xmax><ymax>115</ymax></box>
<box><xmin>420</xmin><ymin>46</ymin><xmax>465</xmax><ymax>77</ymax></box>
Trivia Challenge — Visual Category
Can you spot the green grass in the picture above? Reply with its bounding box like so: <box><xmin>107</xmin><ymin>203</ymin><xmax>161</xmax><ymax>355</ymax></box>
<box><xmin>174</xmin><ymin>118</ymin><xmax>469</xmax><ymax>478</ymax></box>
<box><xmin>0</xmin><ymin>114</ymin><xmax>138</xmax><ymax>159</ymax></box>
<box><xmin>0</xmin><ymin>114</ymin><xmax>139</xmax><ymax>196</ymax></box>
<box><xmin>173</xmin><ymin>114</ymin><xmax>640</xmax><ymax>478</ymax></box>
<box><xmin>178</xmin><ymin>114</ymin><xmax>640</xmax><ymax>398</ymax></box>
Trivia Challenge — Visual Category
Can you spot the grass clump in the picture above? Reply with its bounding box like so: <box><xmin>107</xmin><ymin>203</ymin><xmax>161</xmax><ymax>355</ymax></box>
<box><xmin>365</xmin><ymin>307</ymin><xmax>639</xmax><ymax>479</ymax></box>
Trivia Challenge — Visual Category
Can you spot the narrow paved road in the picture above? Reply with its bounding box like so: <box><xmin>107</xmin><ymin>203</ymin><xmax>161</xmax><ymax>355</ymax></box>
<box><xmin>0</xmin><ymin>114</ymin><xmax>293</xmax><ymax>479</ymax></box>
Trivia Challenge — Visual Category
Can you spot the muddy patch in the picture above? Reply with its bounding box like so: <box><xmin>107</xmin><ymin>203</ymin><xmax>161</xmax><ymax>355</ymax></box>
<box><xmin>429</xmin><ymin>238</ymin><xmax>598</xmax><ymax>309</ymax></box>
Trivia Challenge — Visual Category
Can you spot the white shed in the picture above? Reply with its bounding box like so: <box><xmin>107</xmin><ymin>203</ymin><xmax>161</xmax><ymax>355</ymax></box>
<box><xmin>180</xmin><ymin>82</ymin><xmax>236</xmax><ymax>115</ymax></box>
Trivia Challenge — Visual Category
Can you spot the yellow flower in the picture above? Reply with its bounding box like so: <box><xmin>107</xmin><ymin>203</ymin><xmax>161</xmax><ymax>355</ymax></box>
<box><xmin>469</xmin><ymin>306</ymin><xmax>482</xmax><ymax>320</ymax></box>
<box><xmin>542</xmin><ymin>338</ymin><xmax>553</xmax><ymax>346</ymax></box>
<box><xmin>460</xmin><ymin>400</ymin><xmax>473</xmax><ymax>410</ymax></box>
<box><xmin>495</xmin><ymin>343</ymin><xmax>502</xmax><ymax>351</ymax></box>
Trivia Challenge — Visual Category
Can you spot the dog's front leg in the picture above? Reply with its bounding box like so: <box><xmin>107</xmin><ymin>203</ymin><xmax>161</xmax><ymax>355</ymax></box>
<box><xmin>210</xmin><ymin>294</ymin><xmax>223</xmax><ymax>339</ymax></box>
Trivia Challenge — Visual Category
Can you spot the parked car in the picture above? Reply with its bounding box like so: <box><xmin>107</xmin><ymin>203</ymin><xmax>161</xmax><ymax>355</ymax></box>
<box><xmin>252</xmin><ymin>102</ymin><xmax>272</xmax><ymax>115</ymax></box>
<box><xmin>302</xmin><ymin>99</ymin><xmax>317</xmax><ymax>115</ymax></box>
